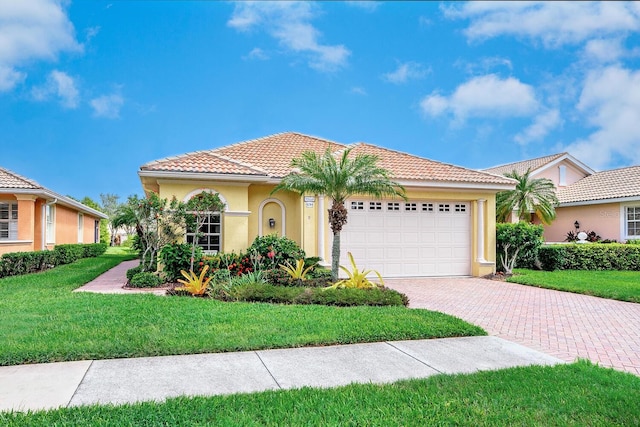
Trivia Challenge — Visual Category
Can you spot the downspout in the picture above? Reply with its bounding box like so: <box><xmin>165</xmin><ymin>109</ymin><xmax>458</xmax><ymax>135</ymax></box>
<box><xmin>43</xmin><ymin>198</ymin><xmax>57</xmax><ymax>250</ymax></box>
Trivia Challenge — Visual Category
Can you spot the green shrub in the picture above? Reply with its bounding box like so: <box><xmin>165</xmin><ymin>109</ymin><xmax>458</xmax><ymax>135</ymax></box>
<box><xmin>307</xmin><ymin>266</ymin><xmax>332</xmax><ymax>280</ymax></box>
<box><xmin>82</xmin><ymin>243</ymin><xmax>108</xmax><ymax>258</ymax></box>
<box><xmin>538</xmin><ymin>243</ymin><xmax>640</xmax><ymax>271</ymax></box>
<box><xmin>247</xmin><ymin>234</ymin><xmax>305</xmax><ymax>269</ymax></box>
<box><xmin>496</xmin><ymin>222</ymin><xmax>544</xmax><ymax>273</ymax></box>
<box><xmin>228</xmin><ymin>283</ymin><xmax>408</xmax><ymax>307</ymax></box>
<box><xmin>0</xmin><ymin>250</ymin><xmax>56</xmax><ymax>277</ymax></box>
<box><xmin>0</xmin><ymin>243</ymin><xmax>103</xmax><ymax>279</ymax></box>
<box><xmin>159</xmin><ymin>243</ymin><xmax>202</xmax><ymax>282</ymax></box>
<box><xmin>53</xmin><ymin>244</ymin><xmax>85</xmax><ymax>265</ymax></box>
<box><xmin>129</xmin><ymin>272</ymin><xmax>163</xmax><ymax>288</ymax></box>
<box><xmin>263</xmin><ymin>268</ymin><xmax>292</xmax><ymax>286</ymax></box>
<box><xmin>627</xmin><ymin>239</ymin><xmax>640</xmax><ymax>245</ymax></box>
<box><xmin>126</xmin><ymin>265</ymin><xmax>144</xmax><ymax>281</ymax></box>
<box><xmin>538</xmin><ymin>246</ymin><xmax>567</xmax><ymax>271</ymax></box>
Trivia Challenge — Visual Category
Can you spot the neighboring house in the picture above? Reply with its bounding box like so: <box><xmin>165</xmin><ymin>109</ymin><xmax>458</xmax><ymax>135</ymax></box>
<box><xmin>0</xmin><ymin>167</ymin><xmax>108</xmax><ymax>255</ymax></box>
<box><xmin>483</xmin><ymin>153</ymin><xmax>640</xmax><ymax>243</ymax></box>
<box><xmin>139</xmin><ymin>132</ymin><xmax>515</xmax><ymax>277</ymax></box>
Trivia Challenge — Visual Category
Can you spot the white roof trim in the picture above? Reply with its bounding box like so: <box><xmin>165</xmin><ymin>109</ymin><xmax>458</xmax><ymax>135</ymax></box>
<box><xmin>535</xmin><ymin>153</ymin><xmax>595</xmax><ymax>176</ymax></box>
<box><xmin>0</xmin><ymin>189</ymin><xmax>108</xmax><ymax>219</ymax></box>
<box><xmin>560</xmin><ymin>195</ymin><xmax>640</xmax><ymax>207</ymax></box>
<box><xmin>138</xmin><ymin>170</ymin><xmax>271</xmax><ymax>183</ymax></box>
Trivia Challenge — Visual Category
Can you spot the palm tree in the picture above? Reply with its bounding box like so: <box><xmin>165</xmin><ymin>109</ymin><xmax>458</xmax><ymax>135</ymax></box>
<box><xmin>272</xmin><ymin>148</ymin><xmax>406</xmax><ymax>281</ymax></box>
<box><xmin>496</xmin><ymin>169</ymin><xmax>559</xmax><ymax>225</ymax></box>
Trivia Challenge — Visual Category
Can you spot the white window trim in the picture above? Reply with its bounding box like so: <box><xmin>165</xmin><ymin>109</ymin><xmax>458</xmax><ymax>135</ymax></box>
<box><xmin>0</xmin><ymin>202</ymin><xmax>18</xmax><ymax>241</ymax></box>
<box><xmin>78</xmin><ymin>213</ymin><xmax>84</xmax><ymax>243</ymax></box>
<box><xmin>559</xmin><ymin>165</ymin><xmax>567</xmax><ymax>186</ymax></box>
<box><xmin>46</xmin><ymin>204</ymin><xmax>56</xmax><ymax>244</ymax></box>
<box><xmin>621</xmin><ymin>204</ymin><xmax>640</xmax><ymax>241</ymax></box>
<box><xmin>186</xmin><ymin>211</ymin><xmax>222</xmax><ymax>254</ymax></box>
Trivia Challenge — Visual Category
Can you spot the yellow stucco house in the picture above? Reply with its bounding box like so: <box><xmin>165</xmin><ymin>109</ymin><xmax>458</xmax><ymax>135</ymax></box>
<box><xmin>0</xmin><ymin>167</ymin><xmax>107</xmax><ymax>255</ymax></box>
<box><xmin>139</xmin><ymin>132</ymin><xmax>515</xmax><ymax>277</ymax></box>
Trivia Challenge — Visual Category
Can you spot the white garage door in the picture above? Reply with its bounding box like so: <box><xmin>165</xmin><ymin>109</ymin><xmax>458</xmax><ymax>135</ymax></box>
<box><xmin>339</xmin><ymin>200</ymin><xmax>471</xmax><ymax>277</ymax></box>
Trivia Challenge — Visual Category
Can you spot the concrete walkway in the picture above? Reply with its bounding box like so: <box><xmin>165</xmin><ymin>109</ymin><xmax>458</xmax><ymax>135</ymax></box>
<box><xmin>0</xmin><ymin>336</ymin><xmax>562</xmax><ymax>413</ymax></box>
<box><xmin>386</xmin><ymin>277</ymin><xmax>640</xmax><ymax>376</ymax></box>
<box><xmin>0</xmin><ymin>261</ymin><xmax>566</xmax><ymax>413</ymax></box>
<box><xmin>74</xmin><ymin>259</ymin><xmax>168</xmax><ymax>296</ymax></box>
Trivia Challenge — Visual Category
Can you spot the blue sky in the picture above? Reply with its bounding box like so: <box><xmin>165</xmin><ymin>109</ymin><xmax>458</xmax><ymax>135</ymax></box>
<box><xmin>2</xmin><ymin>1</ymin><xmax>640</xmax><ymax>203</ymax></box>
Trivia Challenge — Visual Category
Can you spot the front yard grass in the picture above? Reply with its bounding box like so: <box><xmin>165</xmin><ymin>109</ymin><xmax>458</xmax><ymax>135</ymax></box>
<box><xmin>3</xmin><ymin>361</ymin><xmax>639</xmax><ymax>426</ymax></box>
<box><xmin>0</xmin><ymin>250</ymin><xmax>485</xmax><ymax>366</ymax></box>
<box><xmin>508</xmin><ymin>269</ymin><xmax>640</xmax><ymax>303</ymax></box>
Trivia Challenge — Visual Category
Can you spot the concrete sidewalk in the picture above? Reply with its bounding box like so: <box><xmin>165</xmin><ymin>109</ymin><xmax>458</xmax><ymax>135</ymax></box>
<box><xmin>0</xmin><ymin>336</ymin><xmax>563</xmax><ymax>413</ymax></box>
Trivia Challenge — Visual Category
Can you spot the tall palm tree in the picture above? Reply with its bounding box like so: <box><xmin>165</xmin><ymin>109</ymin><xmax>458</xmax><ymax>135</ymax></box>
<box><xmin>272</xmin><ymin>148</ymin><xmax>406</xmax><ymax>281</ymax></box>
<box><xmin>496</xmin><ymin>169</ymin><xmax>559</xmax><ymax>225</ymax></box>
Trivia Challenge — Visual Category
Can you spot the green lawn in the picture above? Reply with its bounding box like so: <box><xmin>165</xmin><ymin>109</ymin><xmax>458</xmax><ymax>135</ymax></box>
<box><xmin>0</xmin><ymin>250</ymin><xmax>484</xmax><ymax>366</ymax></box>
<box><xmin>3</xmin><ymin>361</ymin><xmax>638</xmax><ymax>426</ymax></box>
<box><xmin>508</xmin><ymin>269</ymin><xmax>640</xmax><ymax>303</ymax></box>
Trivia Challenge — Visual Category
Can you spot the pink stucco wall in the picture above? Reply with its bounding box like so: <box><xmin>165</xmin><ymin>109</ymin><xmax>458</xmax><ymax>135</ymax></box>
<box><xmin>543</xmin><ymin>203</ymin><xmax>621</xmax><ymax>242</ymax></box>
<box><xmin>535</xmin><ymin>160</ymin><xmax>588</xmax><ymax>188</ymax></box>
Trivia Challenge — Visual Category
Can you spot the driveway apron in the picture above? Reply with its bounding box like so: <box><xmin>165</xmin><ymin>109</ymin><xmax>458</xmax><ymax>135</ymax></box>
<box><xmin>386</xmin><ymin>277</ymin><xmax>640</xmax><ymax>376</ymax></box>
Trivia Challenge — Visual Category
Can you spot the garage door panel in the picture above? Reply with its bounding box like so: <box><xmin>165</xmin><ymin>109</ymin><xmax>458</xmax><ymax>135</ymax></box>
<box><xmin>341</xmin><ymin>199</ymin><xmax>471</xmax><ymax>277</ymax></box>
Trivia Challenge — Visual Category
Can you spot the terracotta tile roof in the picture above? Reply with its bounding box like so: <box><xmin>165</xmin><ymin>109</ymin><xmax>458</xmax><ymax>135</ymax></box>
<box><xmin>0</xmin><ymin>166</ymin><xmax>107</xmax><ymax>218</ymax></box>
<box><xmin>212</xmin><ymin>132</ymin><xmax>345</xmax><ymax>178</ymax></box>
<box><xmin>483</xmin><ymin>153</ymin><xmax>567</xmax><ymax>176</ymax></box>
<box><xmin>346</xmin><ymin>143</ymin><xmax>515</xmax><ymax>185</ymax></box>
<box><xmin>0</xmin><ymin>167</ymin><xmax>42</xmax><ymax>189</ymax></box>
<box><xmin>557</xmin><ymin>166</ymin><xmax>640</xmax><ymax>204</ymax></box>
<box><xmin>141</xmin><ymin>151</ymin><xmax>267</xmax><ymax>176</ymax></box>
<box><xmin>141</xmin><ymin>132</ymin><xmax>515</xmax><ymax>185</ymax></box>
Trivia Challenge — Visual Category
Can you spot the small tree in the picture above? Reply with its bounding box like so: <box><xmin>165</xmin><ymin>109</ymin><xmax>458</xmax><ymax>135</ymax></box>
<box><xmin>496</xmin><ymin>222</ymin><xmax>544</xmax><ymax>274</ymax></box>
<box><xmin>272</xmin><ymin>148</ymin><xmax>406</xmax><ymax>281</ymax></box>
<box><xmin>79</xmin><ymin>196</ymin><xmax>109</xmax><ymax>244</ymax></box>
<box><xmin>113</xmin><ymin>193</ymin><xmax>186</xmax><ymax>271</ymax></box>
<box><xmin>496</xmin><ymin>169</ymin><xmax>558</xmax><ymax>225</ymax></box>
<box><xmin>184</xmin><ymin>191</ymin><xmax>225</xmax><ymax>271</ymax></box>
<box><xmin>100</xmin><ymin>193</ymin><xmax>122</xmax><ymax>246</ymax></box>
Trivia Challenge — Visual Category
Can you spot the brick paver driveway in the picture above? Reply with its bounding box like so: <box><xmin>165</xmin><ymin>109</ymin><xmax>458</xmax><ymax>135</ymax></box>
<box><xmin>386</xmin><ymin>277</ymin><xmax>640</xmax><ymax>376</ymax></box>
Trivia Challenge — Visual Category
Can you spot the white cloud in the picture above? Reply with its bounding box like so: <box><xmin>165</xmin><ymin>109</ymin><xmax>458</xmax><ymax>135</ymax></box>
<box><xmin>345</xmin><ymin>1</ymin><xmax>379</xmax><ymax>12</ymax></box>
<box><xmin>350</xmin><ymin>86</ymin><xmax>367</xmax><ymax>96</ymax></box>
<box><xmin>32</xmin><ymin>70</ymin><xmax>79</xmax><ymax>108</ymax></box>
<box><xmin>244</xmin><ymin>47</ymin><xmax>269</xmax><ymax>60</ymax></box>
<box><xmin>90</xmin><ymin>93</ymin><xmax>124</xmax><ymax>119</ymax></box>
<box><xmin>382</xmin><ymin>61</ymin><xmax>430</xmax><ymax>84</ymax></box>
<box><xmin>583</xmin><ymin>38</ymin><xmax>625</xmax><ymax>63</ymax></box>
<box><xmin>444</xmin><ymin>2</ymin><xmax>640</xmax><ymax>48</ymax></box>
<box><xmin>0</xmin><ymin>65</ymin><xmax>25</xmax><ymax>92</ymax></box>
<box><xmin>228</xmin><ymin>2</ymin><xmax>350</xmax><ymax>72</ymax></box>
<box><xmin>514</xmin><ymin>109</ymin><xmax>561</xmax><ymax>145</ymax></box>
<box><xmin>420</xmin><ymin>74</ymin><xmax>538</xmax><ymax>123</ymax></box>
<box><xmin>0</xmin><ymin>0</ymin><xmax>81</xmax><ymax>91</ymax></box>
<box><xmin>565</xmin><ymin>65</ymin><xmax>640</xmax><ymax>169</ymax></box>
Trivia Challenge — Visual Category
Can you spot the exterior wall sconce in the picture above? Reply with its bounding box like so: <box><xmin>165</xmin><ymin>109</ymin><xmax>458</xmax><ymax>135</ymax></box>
<box><xmin>574</xmin><ymin>220</ymin><xmax>580</xmax><ymax>230</ymax></box>
<box><xmin>269</xmin><ymin>218</ymin><xmax>276</xmax><ymax>228</ymax></box>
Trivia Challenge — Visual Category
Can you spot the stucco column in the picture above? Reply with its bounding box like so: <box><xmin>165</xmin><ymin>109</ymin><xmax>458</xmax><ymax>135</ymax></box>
<box><xmin>476</xmin><ymin>198</ymin><xmax>487</xmax><ymax>263</ymax></box>
<box><xmin>15</xmin><ymin>195</ymin><xmax>37</xmax><ymax>249</ymax></box>
<box><xmin>317</xmin><ymin>195</ymin><xmax>325</xmax><ymax>262</ymax></box>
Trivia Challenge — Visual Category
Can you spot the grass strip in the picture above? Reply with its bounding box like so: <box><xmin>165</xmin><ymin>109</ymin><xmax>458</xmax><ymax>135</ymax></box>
<box><xmin>2</xmin><ymin>361</ymin><xmax>638</xmax><ymax>426</ymax></box>
<box><xmin>508</xmin><ymin>269</ymin><xmax>640</xmax><ymax>303</ymax></box>
<box><xmin>0</xmin><ymin>251</ymin><xmax>484</xmax><ymax>366</ymax></box>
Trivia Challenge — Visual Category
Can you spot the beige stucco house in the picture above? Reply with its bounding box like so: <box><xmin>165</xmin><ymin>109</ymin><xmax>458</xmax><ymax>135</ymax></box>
<box><xmin>0</xmin><ymin>167</ymin><xmax>107</xmax><ymax>255</ymax></box>
<box><xmin>139</xmin><ymin>132</ymin><xmax>515</xmax><ymax>277</ymax></box>
<box><xmin>484</xmin><ymin>153</ymin><xmax>640</xmax><ymax>243</ymax></box>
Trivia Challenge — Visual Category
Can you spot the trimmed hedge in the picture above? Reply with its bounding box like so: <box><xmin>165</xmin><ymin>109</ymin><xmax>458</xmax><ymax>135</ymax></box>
<box><xmin>538</xmin><ymin>243</ymin><xmax>640</xmax><ymax>271</ymax></box>
<box><xmin>0</xmin><ymin>243</ymin><xmax>107</xmax><ymax>279</ymax></box>
<box><xmin>229</xmin><ymin>283</ymin><xmax>409</xmax><ymax>307</ymax></box>
<box><xmin>129</xmin><ymin>272</ymin><xmax>163</xmax><ymax>288</ymax></box>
